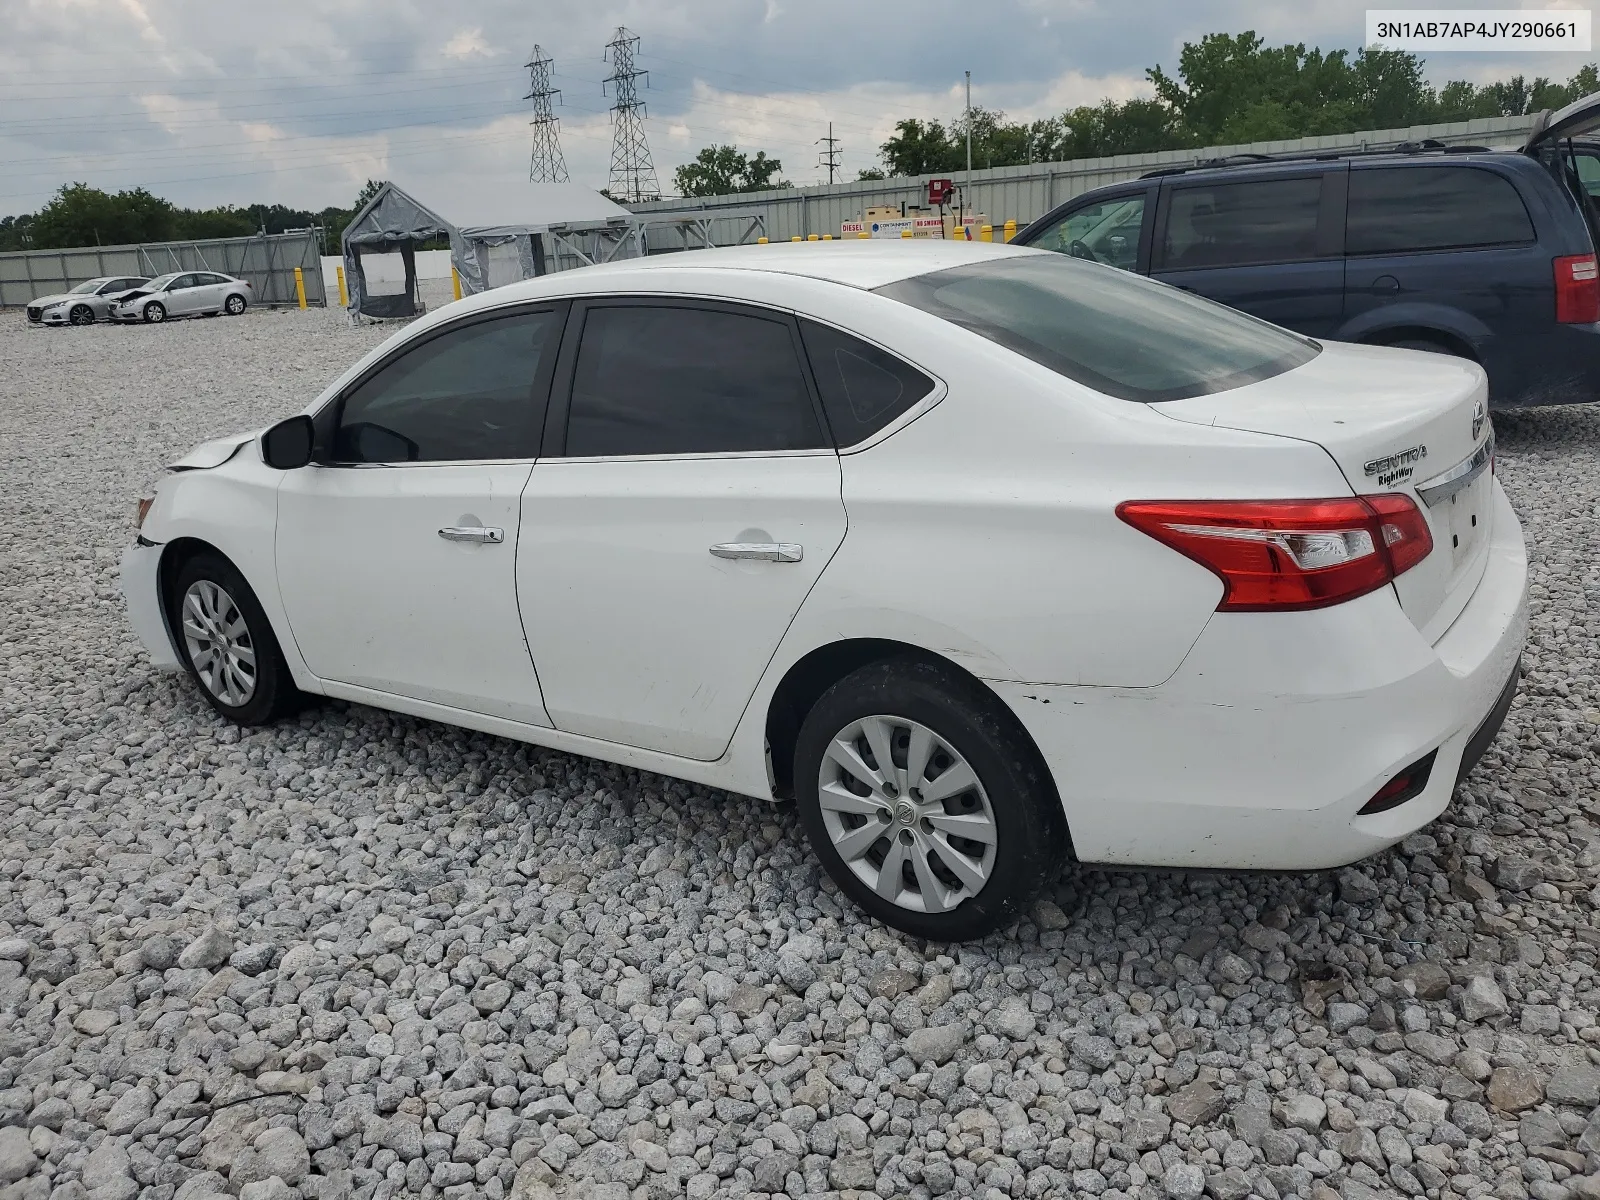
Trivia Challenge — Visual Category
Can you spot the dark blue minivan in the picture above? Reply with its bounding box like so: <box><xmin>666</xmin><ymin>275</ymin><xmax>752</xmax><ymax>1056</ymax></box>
<box><xmin>1015</xmin><ymin>96</ymin><xmax>1600</xmax><ymax>408</ymax></box>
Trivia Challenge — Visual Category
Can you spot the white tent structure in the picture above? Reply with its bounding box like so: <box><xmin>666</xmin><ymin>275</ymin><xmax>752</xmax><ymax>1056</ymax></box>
<box><xmin>340</xmin><ymin>181</ymin><xmax>769</xmax><ymax>319</ymax></box>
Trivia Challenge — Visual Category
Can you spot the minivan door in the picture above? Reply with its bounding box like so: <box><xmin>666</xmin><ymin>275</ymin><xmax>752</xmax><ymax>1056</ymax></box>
<box><xmin>1151</xmin><ymin>167</ymin><xmax>1347</xmax><ymax>336</ymax></box>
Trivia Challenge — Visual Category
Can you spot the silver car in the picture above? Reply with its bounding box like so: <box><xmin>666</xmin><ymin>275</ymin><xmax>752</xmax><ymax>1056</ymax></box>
<box><xmin>110</xmin><ymin>272</ymin><xmax>253</xmax><ymax>324</ymax></box>
<box><xmin>25</xmin><ymin>277</ymin><xmax>151</xmax><ymax>326</ymax></box>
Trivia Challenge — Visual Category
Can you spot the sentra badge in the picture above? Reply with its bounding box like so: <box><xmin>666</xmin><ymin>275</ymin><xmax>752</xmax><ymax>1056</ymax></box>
<box><xmin>1364</xmin><ymin>444</ymin><xmax>1428</xmax><ymax>488</ymax></box>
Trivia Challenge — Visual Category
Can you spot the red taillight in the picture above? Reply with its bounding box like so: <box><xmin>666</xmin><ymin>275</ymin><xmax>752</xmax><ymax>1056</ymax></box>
<box><xmin>1117</xmin><ymin>494</ymin><xmax>1433</xmax><ymax>612</ymax></box>
<box><xmin>1555</xmin><ymin>254</ymin><xmax>1599</xmax><ymax>323</ymax></box>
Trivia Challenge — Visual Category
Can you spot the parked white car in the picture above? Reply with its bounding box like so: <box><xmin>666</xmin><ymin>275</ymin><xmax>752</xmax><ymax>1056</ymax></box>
<box><xmin>119</xmin><ymin>241</ymin><xmax>1526</xmax><ymax>939</ymax></box>
<box><xmin>26</xmin><ymin>276</ymin><xmax>151</xmax><ymax>326</ymax></box>
<box><xmin>110</xmin><ymin>271</ymin><xmax>251</xmax><ymax>323</ymax></box>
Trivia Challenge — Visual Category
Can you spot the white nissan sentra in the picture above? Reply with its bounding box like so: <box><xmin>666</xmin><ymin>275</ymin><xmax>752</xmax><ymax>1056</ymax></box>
<box><xmin>120</xmin><ymin>241</ymin><xmax>1527</xmax><ymax>940</ymax></box>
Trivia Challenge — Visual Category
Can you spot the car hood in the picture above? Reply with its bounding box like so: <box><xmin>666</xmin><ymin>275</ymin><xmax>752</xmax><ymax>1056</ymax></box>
<box><xmin>168</xmin><ymin>431</ymin><xmax>259</xmax><ymax>472</ymax></box>
<box><xmin>114</xmin><ymin>290</ymin><xmax>153</xmax><ymax>304</ymax></box>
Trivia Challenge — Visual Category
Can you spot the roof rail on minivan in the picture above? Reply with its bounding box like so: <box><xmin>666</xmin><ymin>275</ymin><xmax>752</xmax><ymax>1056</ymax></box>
<box><xmin>1139</xmin><ymin>141</ymin><xmax>1495</xmax><ymax>179</ymax></box>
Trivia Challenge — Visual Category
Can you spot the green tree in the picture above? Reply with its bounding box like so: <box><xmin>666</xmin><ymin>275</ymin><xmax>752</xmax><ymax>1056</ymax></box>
<box><xmin>30</xmin><ymin>183</ymin><xmax>177</xmax><ymax>247</ymax></box>
<box><xmin>673</xmin><ymin>147</ymin><xmax>787</xmax><ymax>196</ymax></box>
<box><xmin>879</xmin><ymin>119</ymin><xmax>963</xmax><ymax>176</ymax></box>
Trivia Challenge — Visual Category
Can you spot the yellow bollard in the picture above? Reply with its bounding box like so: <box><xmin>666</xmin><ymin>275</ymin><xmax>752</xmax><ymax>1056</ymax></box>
<box><xmin>791</xmin><ymin>236</ymin><xmax>802</xmax><ymax>242</ymax></box>
<box><xmin>807</xmin><ymin>233</ymin><xmax>819</xmax><ymax>241</ymax></box>
<box><xmin>980</xmin><ymin>224</ymin><xmax>993</xmax><ymax>242</ymax></box>
<box><xmin>900</xmin><ymin>229</ymin><xmax>912</xmax><ymax>238</ymax></box>
<box><xmin>822</xmin><ymin>234</ymin><xmax>832</xmax><ymax>241</ymax></box>
<box><xmin>335</xmin><ymin>265</ymin><xmax>347</xmax><ymax>307</ymax></box>
<box><xmin>859</xmin><ymin>231</ymin><xmax>870</xmax><ymax>239</ymax></box>
<box><xmin>757</xmin><ymin>236</ymin><xmax>768</xmax><ymax>244</ymax></box>
<box><xmin>293</xmin><ymin>266</ymin><xmax>307</xmax><ymax>309</ymax></box>
<box><xmin>451</xmin><ymin>267</ymin><xmax>462</xmax><ymax>300</ymax></box>
<box><xmin>1004</xmin><ymin>219</ymin><xmax>1017</xmax><ymax>243</ymax></box>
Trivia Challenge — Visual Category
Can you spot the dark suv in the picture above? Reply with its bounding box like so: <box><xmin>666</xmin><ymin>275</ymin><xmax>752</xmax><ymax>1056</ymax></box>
<box><xmin>1015</xmin><ymin>94</ymin><xmax>1600</xmax><ymax>408</ymax></box>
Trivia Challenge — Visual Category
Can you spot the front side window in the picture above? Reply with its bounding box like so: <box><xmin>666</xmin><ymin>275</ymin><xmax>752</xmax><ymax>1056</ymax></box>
<box><xmin>877</xmin><ymin>253</ymin><xmax>1319</xmax><ymax>403</ymax></box>
<box><xmin>564</xmin><ymin>305</ymin><xmax>825</xmax><ymax>457</ymax></box>
<box><xmin>334</xmin><ymin>309</ymin><xmax>560</xmax><ymax>463</ymax></box>
<box><xmin>1029</xmin><ymin>194</ymin><xmax>1146</xmax><ymax>271</ymax></box>
<box><xmin>1346</xmin><ymin>166</ymin><xmax>1535</xmax><ymax>254</ymax></box>
<box><xmin>1162</xmin><ymin>177</ymin><xmax>1323</xmax><ymax>270</ymax></box>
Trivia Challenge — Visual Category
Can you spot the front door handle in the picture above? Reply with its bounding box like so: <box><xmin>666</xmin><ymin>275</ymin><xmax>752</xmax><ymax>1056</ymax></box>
<box><xmin>438</xmin><ymin>526</ymin><xmax>505</xmax><ymax>544</ymax></box>
<box><xmin>710</xmin><ymin>542</ymin><xmax>802</xmax><ymax>563</ymax></box>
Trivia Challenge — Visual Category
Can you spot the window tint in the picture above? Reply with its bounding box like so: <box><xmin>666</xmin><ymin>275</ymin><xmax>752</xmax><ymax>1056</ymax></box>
<box><xmin>1162</xmin><ymin>177</ymin><xmax>1323</xmax><ymax>269</ymax></box>
<box><xmin>1347</xmin><ymin>167</ymin><xmax>1535</xmax><ymax>253</ymax></box>
<box><xmin>877</xmin><ymin>254</ymin><xmax>1318</xmax><ymax>403</ymax></box>
<box><xmin>565</xmin><ymin>305</ymin><xmax>825</xmax><ymax>457</ymax></box>
<box><xmin>1030</xmin><ymin>194</ymin><xmax>1146</xmax><ymax>271</ymax></box>
<box><xmin>800</xmin><ymin>320</ymin><xmax>934</xmax><ymax>446</ymax></box>
<box><xmin>334</xmin><ymin>310</ymin><xmax>559</xmax><ymax>463</ymax></box>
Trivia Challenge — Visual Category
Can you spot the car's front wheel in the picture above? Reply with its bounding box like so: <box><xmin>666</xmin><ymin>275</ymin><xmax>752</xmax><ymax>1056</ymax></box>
<box><xmin>171</xmin><ymin>552</ymin><xmax>299</xmax><ymax>725</ymax></box>
<box><xmin>142</xmin><ymin>301</ymin><xmax>166</xmax><ymax>323</ymax></box>
<box><xmin>794</xmin><ymin>657</ymin><xmax>1065</xmax><ymax>940</ymax></box>
<box><xmin>68</xmin><ymin>304</ymin><xmax>94</xmax><ymax>326</ymax></box>
<box><xmin>225</xmin><ymin>294</ymin><xmax>247</xmax><ymax>315</ymax></box>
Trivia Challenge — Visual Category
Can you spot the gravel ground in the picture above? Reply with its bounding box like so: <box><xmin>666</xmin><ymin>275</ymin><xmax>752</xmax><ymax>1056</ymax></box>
<box><xmin>1</xmin><ymin>306</ymin><xmax>1598</xmax><ymax>1200</ymax></box>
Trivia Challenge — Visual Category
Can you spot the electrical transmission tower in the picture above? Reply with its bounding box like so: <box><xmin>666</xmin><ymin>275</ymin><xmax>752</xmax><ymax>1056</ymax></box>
<box><xmin>602</xmin><ymin>26</ymin><xmax>660</xmax><ymax>203</ymax></box>
<box><xmin>817</xmin><ymin>122</ymin><xmax>842</xmax><ymax>184</ymax></box>
<box><xmin>525</xmin><ymin>45</ymin><xmax>569</xmax><ymax>183</ymax></box>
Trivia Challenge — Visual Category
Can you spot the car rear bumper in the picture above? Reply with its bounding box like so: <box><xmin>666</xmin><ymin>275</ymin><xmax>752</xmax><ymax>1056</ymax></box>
<box><xmin>119</xmin><ymin>539</ymin><xmax>182</xmax><ymax>671</ymax></box>
<box><xmin>992</xmin><ymin>477</ymin><xmax>1528</xmax><ymax>870</ymax></box>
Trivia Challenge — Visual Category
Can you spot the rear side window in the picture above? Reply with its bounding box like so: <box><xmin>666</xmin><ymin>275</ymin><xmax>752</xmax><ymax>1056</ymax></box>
<box><xmin>1027</xmin><ymin>193</ymin><xmax>1147</xmax><ymax>271</ymax></box>
<box><xmin>1162</xmin><ymin>177</ymin><xmax>1323</xmax><ymax>269</ymax></box>
<box><xmin>335</xmin><ymin>309</ymin><xmax>560</xmax><ymax>462</ymax></box>
<box><xmin>800</xmin><ymin>320</ymin><xmax>934</xmax><ymax>447</ymax></box>
<box><xmin>877</xmin><ymin>253</ymin><xmax>1318</xmax><ymax>403</ymax></box>
<box><xmin>565</xmin><ymin>305</ymin><xmax>825</xmax><ymax>457</ymax></box>
<box><xmin>1347</xmin><ymin>167</ymin><xmax>1535</xmax><ymax>253</ymax></box>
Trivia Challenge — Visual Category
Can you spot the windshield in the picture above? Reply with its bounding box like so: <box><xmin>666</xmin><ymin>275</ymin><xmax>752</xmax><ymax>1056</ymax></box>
<box><xmin>69</xmin><ymin>279</ymin><xmax>107</xmax><ymax>294</ymax></box>
<box><xmin>875</xmin><ymin>253</ymin><xmax>1319</xmax><ymax>403</ymax></box>
<box><xmin>143</xmin><ymin>274</ymin><xmax>180</xmax><ymax>291</ymax></box>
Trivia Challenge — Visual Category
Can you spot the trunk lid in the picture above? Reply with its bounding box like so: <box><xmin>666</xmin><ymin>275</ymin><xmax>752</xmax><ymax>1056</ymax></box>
<box><xmin>1155</xmin><ymin>340</ymin><xmax>1494</xmax><ymax>641</ymax></box>
<box><xmin>1523</xmin><ymin>90</ymin><xmax>1600</xmax><ymax>153</ymax></box>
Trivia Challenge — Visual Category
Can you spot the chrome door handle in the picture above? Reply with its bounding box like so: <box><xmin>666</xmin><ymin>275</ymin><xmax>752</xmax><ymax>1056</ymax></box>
<box><xmin>710</xmin><ymin>542</ymin><xmax>802</xmax><ymax>563</ymax></box>
<box><xmin>438</xmin><ymin>526</ymin><xmax>505</xmax><ymax>544</ymax></box>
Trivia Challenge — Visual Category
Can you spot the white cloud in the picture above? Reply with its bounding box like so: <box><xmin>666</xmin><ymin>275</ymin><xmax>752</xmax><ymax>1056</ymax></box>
<box><xmin>442</xmin><ymin>28</ymin><xmax>496</xmax><ymax>61</ymax></box>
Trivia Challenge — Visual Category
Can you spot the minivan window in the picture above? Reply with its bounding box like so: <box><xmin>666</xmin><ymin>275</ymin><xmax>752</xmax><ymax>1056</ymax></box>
<box><xmin>565</xmin><ymin>304</ymin><xmax>825</xmax><ymax>457</ymax></box>
<box><xmin>877</xmin><ymin>254</ymin><xmax>1318</xmax><ymax>403</ymax></box>
<box><xmin>1029</xmin><ymin>195</ymin><xmax>1146</xmax><ymax>271</ymax></box>
<box><xmin>1162</xmin><ymin>177</ymin><xmax>1323</xmax><ymax>269</ymax></box>
<box><xmin>1347</xmin><ymin>166</ymin><xmax>1535</xmax><ymax>254</ymax></box>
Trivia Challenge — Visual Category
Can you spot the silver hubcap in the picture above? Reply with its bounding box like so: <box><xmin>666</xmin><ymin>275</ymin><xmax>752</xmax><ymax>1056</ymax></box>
<box><xmin>147</xmin><ymin>305</ymin><xmax>162</xmax><ymax>321</ymax></box>
<box><xmin>227</xmin><ymin>297</ymin><xmax>242</xmax><ymax>313</ymax></box>
<box><xmin>817</xmin><ymin>715</ymin><xmax>998</xmax><ymax>914</ymax></box>
<box><xmin>181</xmin><ymin>580</ymin><xmax>256</xmax><ymax>706</ymax></box>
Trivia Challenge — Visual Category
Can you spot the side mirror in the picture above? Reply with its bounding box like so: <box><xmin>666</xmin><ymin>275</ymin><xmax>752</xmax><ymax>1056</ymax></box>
<box><xmin>262</xmin><ymin>415</ymin><xmax>315</xmax><ymax>470</ymax></box>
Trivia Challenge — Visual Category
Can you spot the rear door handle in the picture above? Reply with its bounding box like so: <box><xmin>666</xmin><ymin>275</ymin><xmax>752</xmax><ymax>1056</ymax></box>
<box><xmin>438</xmin><ymin>526</ymin><xmax>505</xmax><ymax>544</ymax></box>
<box><xmin>710</xmin><ymin>542</ymin><xmax>802</xmax><ymax>563</ymax></box>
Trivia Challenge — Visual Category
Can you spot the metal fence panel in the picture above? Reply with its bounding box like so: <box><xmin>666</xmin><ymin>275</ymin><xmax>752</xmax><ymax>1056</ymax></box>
<box><xmin>630</xmin><ymin>115</ymin><xmax>1540</xmax><ymax>240</ymax></box>
<box><xmin>0</xmin><ymin>231</ymin><xmax>327</xmax><ymax>309</ymax></box>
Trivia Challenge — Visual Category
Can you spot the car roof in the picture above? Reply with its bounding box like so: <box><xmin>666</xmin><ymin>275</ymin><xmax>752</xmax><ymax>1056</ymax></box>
<box><xmin>1136</xmin><ymin>146</ymin><xmax>1533</xmax><ymax>184</ymax></box>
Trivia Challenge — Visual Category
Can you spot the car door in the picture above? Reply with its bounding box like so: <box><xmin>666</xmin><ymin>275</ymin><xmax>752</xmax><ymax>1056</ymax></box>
<box><xmin>1018</xmin><ymin>186</ymin><xmax>1155</xmax><ymax>274</ymax></box>
<box><xmin>518</xmin><ymin>298</ymin><xmax>848</xmax><ymax>761</ymax></box>
<box><xmin>191</xmin><ymin>273</ymin><xmax>225</xmax><ymax>311</ymax></box>
<box><xmin>275</xmin><ymin>303</ymin><xmax>567</xmax><ymax>725</ymax></box>
<box><xmin>1151</xmin><ymin>168</ymin><xmax>1347</xmax><ymax>336</ymax></box>
<box><xmin>162</xmin><ymin>274</ymin><xmax>202</xmax><ymax>315</ymax></box>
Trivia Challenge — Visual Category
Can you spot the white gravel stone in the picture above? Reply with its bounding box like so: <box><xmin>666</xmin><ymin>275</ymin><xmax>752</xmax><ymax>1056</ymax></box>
<box><xmin>0</xmin><ymin>315</ymin><xmax>1595</xmax><ymax>1200</ymax></box>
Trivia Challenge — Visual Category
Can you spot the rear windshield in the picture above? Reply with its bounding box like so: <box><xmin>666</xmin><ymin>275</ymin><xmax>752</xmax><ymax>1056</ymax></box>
<box><xmin>875</xmin><ymin>253</ymin><xmax>1318</xmax><ymax>403</ymax></box>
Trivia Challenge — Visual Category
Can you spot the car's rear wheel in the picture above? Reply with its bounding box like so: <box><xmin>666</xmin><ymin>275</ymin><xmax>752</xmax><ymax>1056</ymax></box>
<box><xmin>794</xmin><ymin>657</ymin><xmax>1065</xmax><ymax>940</ymax></box>
<box><xmin>142</xmin><ymin>301</ymin><xmax>166</xmax><ymax>324</ymax></box>
<box><xmin>225</xmin><ymin>294</ymin><xmax>247</xmax><ymax>316</ymax></box>
<box><xmin>170</xmin><ymin>552</ymin><xmax>299</xmax><ymax>725</ymax></box>
<box><xmin>68</xmin><ymin>305</ymin><xmax>94</xmax><ymax>326</ymax></box>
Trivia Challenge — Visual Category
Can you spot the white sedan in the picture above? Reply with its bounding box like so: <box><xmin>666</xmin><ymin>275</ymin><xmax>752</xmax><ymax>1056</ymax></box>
<box><xmin>120</xmin><ymin>241</ymin><xmax>1527</xmax><ymax>940</ymax></box>
<box><xmin>110</xmin><ymin>271</ymin><xmax>252</xmax><ymax>323</ymax></box>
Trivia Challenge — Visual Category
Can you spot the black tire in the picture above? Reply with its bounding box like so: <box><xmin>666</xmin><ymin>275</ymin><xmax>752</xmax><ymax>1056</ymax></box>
<box><xmin>143</xmin><ymin>301</ymin><xmax>166</xmax><ymax>324</ymax></box>
<box><xmin>169</xmin><ymin>551</ymin><xmax>300</xmax><ymax>725</ymax></box>
<box><xmin>794</xmin><ymin>657</ymin><xmax>1066</xmax><ymax>941</ymax></box>
<box><xmin>68</xmin><ymin>305</ymin><xmax>94</xmax><ymax>326</ymax></box>
<box><xmin>225</xmin><ymin>294</ymin><xmax>247</xmax><ymax>316</ymax></box>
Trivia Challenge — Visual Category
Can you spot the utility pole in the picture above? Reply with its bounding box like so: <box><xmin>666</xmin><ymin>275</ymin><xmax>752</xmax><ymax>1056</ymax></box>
<box><xmin>816</xmin><ymin>122</ymin><xmax>842</xmax><ymax>185</ymax></box>
<box><xmin>603</xmin><ymin>26</ymin><xmax>661</xmax><ymax>203</ymax></box>
<box><xmin>964</xmin><ymin>70</ymin><xmax>973</xmax><ymax>200</ymax></box>
<box><xmin>526</xmin><ymin>45</ymin><xmax>569</xmax><ymax>184</ymax></box>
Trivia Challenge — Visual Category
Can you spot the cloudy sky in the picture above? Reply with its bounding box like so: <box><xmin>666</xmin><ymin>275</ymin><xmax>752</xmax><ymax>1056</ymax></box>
<box><xmin>1</xmin><ymin>0</ymin><xmax>1594</xmax><ymax>218</ymax></box>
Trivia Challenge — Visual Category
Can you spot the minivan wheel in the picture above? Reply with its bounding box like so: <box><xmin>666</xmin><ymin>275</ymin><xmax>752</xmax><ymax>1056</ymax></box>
<box><xmin>68</xmin><ymin>305</ymin><xmax>94</xmax><ymax>326</ymax></box>
<box><xmin>794</xmin><ymin>657</ymin><xmax>1064</xmax><ymax>940</ymax></box>
<box><xmin>143</xmin><ymin>301</ymin><xmax>166</xmax><ymax>324</ymax></box>
<box><xmin>171</xmin><ymin>552</ymin><xmax>299</xmax><ymax>725</ymax></box>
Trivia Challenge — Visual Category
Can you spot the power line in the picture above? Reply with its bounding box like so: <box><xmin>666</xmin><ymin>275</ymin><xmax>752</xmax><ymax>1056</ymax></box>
<box><xmin>525</xmin><ymin>45</ymin><xmax>568</xmax><ymax>183</ymax></box>
<box><xmin>602</xmin><ymin>27</ymin><xmax>659</xmax><ymax>203</ymax></box>
<box><xmin>816</xmin><ymin>121</ymin><xmax>841</xmax><ymax>184</ymax></box>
